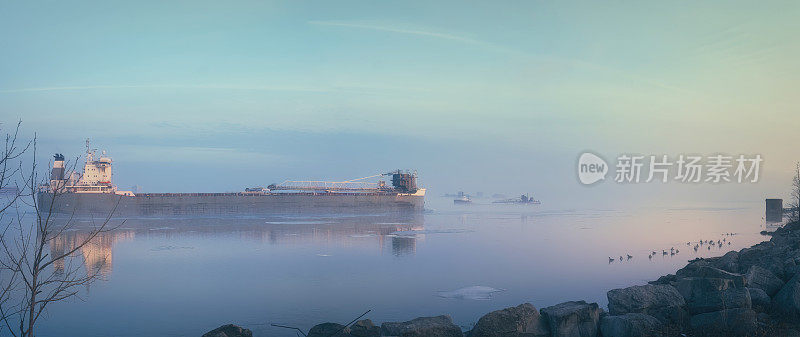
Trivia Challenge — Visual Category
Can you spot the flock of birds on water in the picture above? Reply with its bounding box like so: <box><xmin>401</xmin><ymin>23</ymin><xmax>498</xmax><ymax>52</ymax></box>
<box><xmin>608</xmin><ymin>233</ymin><xmax>738</xmax><ymax>264</ymax></box>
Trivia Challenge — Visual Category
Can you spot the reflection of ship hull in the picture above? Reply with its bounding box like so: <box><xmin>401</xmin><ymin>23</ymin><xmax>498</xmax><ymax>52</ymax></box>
<box><xmin>492</xmin><ymin>201</ymin><xmax>541</xmax><ymax>205</ymax></box>
<box><xmin>51</xmin><ymin>211</ymin><xmax>426</xmax><ymax>278</ymax></box>
<box><xmin>37</xmin><ymin>191</ymin><xmax>425</xmax><ymax>217</ymax></box>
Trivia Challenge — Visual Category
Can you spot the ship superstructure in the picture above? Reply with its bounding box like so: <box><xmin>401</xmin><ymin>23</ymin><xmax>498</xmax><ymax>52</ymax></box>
<box><xmin>43</xmin><ymin>140</ymin><xmax>134</xmax><ymax>196</ymax></box>
<box><xmin>38</xmin><ymin>141</ymin><xmax>425</xmax><ymax>216</ymax></box>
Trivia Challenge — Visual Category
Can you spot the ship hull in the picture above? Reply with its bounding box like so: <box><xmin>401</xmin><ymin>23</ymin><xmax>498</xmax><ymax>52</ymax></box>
<box><xmin>37</xmin><ymin>191</ymin><xmax>425</xmax><ymax>217</ymax></box>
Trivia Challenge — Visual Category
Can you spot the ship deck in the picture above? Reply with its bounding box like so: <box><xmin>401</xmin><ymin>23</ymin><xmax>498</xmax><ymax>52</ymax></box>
<box><xmin>135</xmin><ymin>191</ymin><xmax>401</xmax><ymax>197</ymax></box>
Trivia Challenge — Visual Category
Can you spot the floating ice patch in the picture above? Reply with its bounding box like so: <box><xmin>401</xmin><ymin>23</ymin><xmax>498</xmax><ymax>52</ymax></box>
<box><xmin>150</xmin><ymin>245</ymin><xmax>194</xmax><ymax>251</ymax></box>
<box><xmin>437</xmin><ymin>286</ymin><xmax>505</xmax><ymax>300</ymax></box>
<box><xmin>264</xmin><ymin>221</ymin><xmax>328</xmax><ymax>225</ymax></box>
<box><xmin>148</xmin><ymin>227</ymin><xmax>174</xmax><ymax>231</ymax></box>
<box><xmin>387</xmin><ymin>232</ymin><xmax>416</xmax><ymax>238</ymax></box>
<box><xmin>348</xmin><ymin>234</ymin><xmax>377</xmax><ymax>238</ymax></box>
<box><xmin>316</xmin><ymin>253</ymin><xmax>332</xmax><ymax>257</ymax></box>
<box><xmin>390</xmin><ymin>229</ymin><xmax>473</xmax><ymax>237</ymax></box>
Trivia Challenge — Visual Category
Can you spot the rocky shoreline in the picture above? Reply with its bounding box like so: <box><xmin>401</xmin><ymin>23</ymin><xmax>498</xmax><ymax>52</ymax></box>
<box><xmin>204</xmin><ymin>221</ymin><xmax>800</xmax><ymax>337</ymax></box>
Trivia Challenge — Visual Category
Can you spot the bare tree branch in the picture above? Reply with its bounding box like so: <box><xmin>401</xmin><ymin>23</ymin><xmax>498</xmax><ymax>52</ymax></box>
<box><xmin>0</xmin><ymin>122</ymin><xmax>120</xmax><ymax>337</ymax></box>
<box><xmin>789</xmin><ymin>162</ymin><xmax>800</xmax><ymax>223</ymax></box>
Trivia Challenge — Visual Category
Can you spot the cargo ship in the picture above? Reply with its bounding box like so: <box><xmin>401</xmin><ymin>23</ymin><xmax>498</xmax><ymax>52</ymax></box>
<box><xmin>37</xmin><ymin>141</ymin><xmax>425</xmax><ymax>217</ymax></box>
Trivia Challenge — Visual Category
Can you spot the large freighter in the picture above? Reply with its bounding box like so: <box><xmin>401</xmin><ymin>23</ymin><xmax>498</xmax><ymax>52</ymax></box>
<box><xmin>37</xmin><ymin>141</ymin><xmax>425</xmax><ymax>217</ymax></box>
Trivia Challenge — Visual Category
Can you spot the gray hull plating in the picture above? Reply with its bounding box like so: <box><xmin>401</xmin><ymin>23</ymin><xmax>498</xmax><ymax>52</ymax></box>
<box><xmin>37</xmin><ymin>192</ymin><xmax>425</xmax><ymax>217</ymax></box>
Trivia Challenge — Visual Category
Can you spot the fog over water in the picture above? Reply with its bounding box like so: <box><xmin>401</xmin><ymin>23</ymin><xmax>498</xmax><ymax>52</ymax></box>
<box><xmin>1</xmin><ymin>1</ymin><xmax>799</xmax><ymax>336</ymax></box>
<box><xmin>33</xmin><ymin>198</ymin><xmax>775</xmax><ymax>337</ymax></box>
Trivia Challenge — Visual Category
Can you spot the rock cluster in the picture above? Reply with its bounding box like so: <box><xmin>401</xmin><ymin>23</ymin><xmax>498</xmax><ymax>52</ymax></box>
<box><xmin>600</xmin><ymin>313</ymin><xmax>663</xmax><ymax>337</ymax></box>
<box><xmin>467</xmin><ymin>303</ymin><xmax>549</xmax><ymax>337</ymax></box>
<box><xmin>380</xmin><ymin>315</ymin><xmax>463</xmax><ymax>337</ymax></box>
<box><xmin>540</xmin><ymin>301</ymin><xmax>601</xmax><ymax>337</ymax></box>
<box><xmin>201</xmin><ymin>324</ymin><xmax>252</xmax><ymax>337</ymax></box>
<box><xmin>308</xmin><ymin>322</ymin><xmax>352</xmax><ymax>337</ymax></box>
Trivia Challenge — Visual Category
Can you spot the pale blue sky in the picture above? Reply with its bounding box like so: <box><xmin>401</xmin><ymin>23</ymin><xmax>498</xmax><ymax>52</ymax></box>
<box><xmin>1</xmin><ymin>1</ymin><xmax>798</xmax><ymax>206</ymax></box>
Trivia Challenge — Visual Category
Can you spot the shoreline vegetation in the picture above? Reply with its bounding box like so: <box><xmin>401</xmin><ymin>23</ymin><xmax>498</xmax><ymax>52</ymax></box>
<box><xmin>204</xmin><ymin>220</ymin><xmax>800</xmax><ymax>337</ymax></box>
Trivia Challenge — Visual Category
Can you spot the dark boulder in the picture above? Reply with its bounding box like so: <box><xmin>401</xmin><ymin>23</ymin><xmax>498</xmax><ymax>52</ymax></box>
<box><xmin>599</xmin><ymin>313</ymin><xmax>665</xmax><ymax>337</ymax></box>
<box><xmin>540</xmin><ymin>301</ymin><xmax>601</xmax><ymax>337</ymax></box>
<box><xmin>737</xmin><ymin>244</ymin><xmax>787</xmax><ymax>280</ymax></box>
<box><xmin>606</xmin><ymin>284</ymin><xmax>686</xmax><ymax>326</ymax></box>
<box><xmin>783</xmin><ymin>251</ymin><xmax>800</xmax><ymax>281</ymax></box>
<box><xmin>689</xmin><ymin>308</ymin><xmax>757</xmax><ymax>336</ymax></box>
<box><xmin>746</xmin><ymin>265</ymin><xmax>785</xmax><ymax>296</ymax></box>
<box><xmin>381</xmin><ymin>315</ymin><xmax>463</xmax><ymax>337</ymax></box>
<box><xmin>747</xmin><ymin>287</ymin><xmax>771</xmax><ymax>312</ymax></box>
<box><xmin>647</xmin><ymin>274</ymin><xmax>677</xmax><ymax>286</ymax></box>
<box><xmin>308</xmin><ymin>323</ymin><xmax>351</xmax><ymax>337</ymax></box>
<box><xmin>202</xmin><ymin>324</ymin><xmax>253</xmax><ymax>337</ymax></box>
<box><xmin>676</xmin><ymin>259</ymin><xmax>713</xmax><ymax>274</ymax></box>
<box><xmin>675</xmin><ymin>277</ymin><xmax>751</xmax><ymax>315</ymax></box>
<box><xmin>713</xmin><ymin>251</ymin><xmax>740</xmax><ymax>273</ymax></box>
<box><xmin>769</xmin><ymin>226</ymin><xmax>800</xmax><ymax>247</ymax></box>
<box><xmin>756</xmin><ymin>312</ymin><xmax>772</xmax><ymax>324</ymax></box>
<box><xmin>675</xmin><ymin>265</ymin><xmax>746</xmax><ymax>288</ymax></box>
<box><xmin>350</xmin><ymin>319</ymin><xmax>380</xmax><ymax>337</ymax></box>
<box><xmin>785</xmin><ymin>265</ymin><xmax>800</xmax><ymax>281</ymax></box>
<box><xmin>468</xmin><ymin>303</ymin><xmax>549</xmax><ymax>337</ymax></box>
<box><xmin>773</xmin><ymin>274</ymin><xmax>800</xmax><ymax>319</ymax></box>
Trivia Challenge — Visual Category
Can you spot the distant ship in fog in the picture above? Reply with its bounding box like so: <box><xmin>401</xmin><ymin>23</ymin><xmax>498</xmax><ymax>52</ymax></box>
<box><xmin>493</xmin><ymin>194</ymin><xmax>540</xmax><ymax>205</ymax></box>
<box><xmin>37</xmin><ymin>140</ymin><xmax>425</xmax><ymax>216</ymax></box>
<box><xmin>453</xmin><ymin>195</ymin><xmax>472</xmax><ymax>205</ymax></box>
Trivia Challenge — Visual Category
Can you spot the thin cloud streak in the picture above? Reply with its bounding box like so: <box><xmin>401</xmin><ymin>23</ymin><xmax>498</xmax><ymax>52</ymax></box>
<box><xmin>308</xmin><ymin>20</ymin><xmax>517</xmax><ymax>54</ymax></box>
<box><xmin>309</xmin><ymin>20</ymin><xmax>692</xmax><ymax>95</ymax></box>
<box><xmin>0</xmin><ymin>84</ymin><xmax>346</xmax><ymax>94</ymax></box>
<box><xmin>309</xmin><ymin>21</ymin><xmax>483</xmax><ymax>44</ymax></box>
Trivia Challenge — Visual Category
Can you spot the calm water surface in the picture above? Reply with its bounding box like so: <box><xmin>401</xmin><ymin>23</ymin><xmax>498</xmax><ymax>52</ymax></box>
<box><xmin>35</xmin><ymin>198</ymin><xmax>776</xmax><ymax>337</ymax></box>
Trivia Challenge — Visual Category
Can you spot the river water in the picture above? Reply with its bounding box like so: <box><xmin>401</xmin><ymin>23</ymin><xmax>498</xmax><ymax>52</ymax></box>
<box><xmin>34</xmin><ymin>197</ymin><xmax>775</xmax><ymax>337</ymax></box>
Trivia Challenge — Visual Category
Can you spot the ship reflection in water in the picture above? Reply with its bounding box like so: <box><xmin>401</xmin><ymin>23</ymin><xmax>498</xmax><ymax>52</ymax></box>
<box><xmin>48</xmin><ymin>212</ymin><xmax>426</xmax><ymax>282</ymax></box>
<box><xmin>49</xmin><ymin>229</ymin><xmax>134</xmax><ymax>278</ymax></box>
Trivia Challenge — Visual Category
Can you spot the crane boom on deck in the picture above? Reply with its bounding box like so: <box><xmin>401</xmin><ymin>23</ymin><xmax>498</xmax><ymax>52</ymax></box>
<box><xmin>267</xmin><ymin>170</ymin><xmax>418</xmax><ymax>193</ymax></box>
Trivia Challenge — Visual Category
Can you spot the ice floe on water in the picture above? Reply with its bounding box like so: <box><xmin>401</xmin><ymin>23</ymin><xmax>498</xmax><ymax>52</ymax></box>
<box><xmin>316</xmin><ymin>253</ymin><xmax>332</xmax><ymax>257</ymax></box>
<box><xmin>389</xmin><ymin>229</ymin><xmax>473</xmax><ymax>237</ymax></box>
<box><xmin>348</xmin><ymin>234</ymin><xmax>378</xmax><ymax>238</ymax></box>
<box><xmin>263</xmin><ymin>221</ymin><xmax>329</xmax><ymax>225</ymax></box>
<box><xmin>148</xmin><ymin>227</ymin><xmax>174</xmax><ymax>231</ymax></box>
<box><xmin>150</xmin><ymin>245</ymin><xmax>194</xmax><ymax>251</ymax></box>
<box><xmin>436</xmin><ymin>286</ymin><xmax>505</xmax><ymax>300</ymax></box>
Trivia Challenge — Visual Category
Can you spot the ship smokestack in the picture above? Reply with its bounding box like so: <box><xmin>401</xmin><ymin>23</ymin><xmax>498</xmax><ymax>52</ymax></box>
<box><xmin>50</xmin><ymin>153</ymin><xmax>65</xmax><ymax>180</ymax></box>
